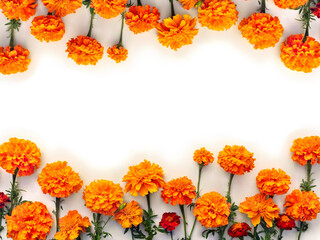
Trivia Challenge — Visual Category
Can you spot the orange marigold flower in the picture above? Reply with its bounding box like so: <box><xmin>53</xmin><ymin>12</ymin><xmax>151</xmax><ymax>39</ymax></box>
<box><xmin>123</xmin><ymin>159</ymin><xmax>165</xmax><ymax>197</ymax></box>
<box><xmin>54</xmin><ymin>210</ymin><xmax>91</xmax><ymax>240</ymax></box>
<box><xmin>238</xmin><ymin>13</ymin><xmax>283</xmax><ymax>49</ymax></box>
<box><xmin>0</xmin><ymin>45</ymin><xmax>31</xmax><ymax>75</ymax></box>
<box><xmin>228</xmin><ymin>222</ymin><xmax>251</xmax><ymax>238</ymax></box>
<box><xmin>275</xmin><ymin>214</ymin><xmax>295</xmax><ymax>230</ymax></box>
<box><xmin>0</xmin><ymin>138</ymin><xmax>40</xmax><ymax>177</ymax></box>
<box><xmin>90</xmin><ymin>0</ymin><xmax>127</xmax><ymax>19</ymax></box>
<box><xmin>161</xmin><ymin>176</ymin><xmax>196</xmax><ymax>206</ymax></box>
<box><xmin>193</xmin><ymin>191</ymin><xmax>231</xmax><ymax>228</ymax></box>
<box><xmin>280</xmin><ymin>34</ymin><xmax>320</xmax><ymax>73</ymax></box>
<box><xmin>239</xmin><ymin>193</ymin><xmax>280</xmax><ymax>227</ymax></box>
<box><xmin>42</xmin><ymin>0</ymin><xmax>82</xmax><ymax>17</ymax></box>
<box><xmin>83</xmin><ymin>179</ymin><xmax>123</xmax><ymax>215</ymax></box>
<box><xmin>114</xmin><ymin>201</ymin><xmax>143</xmax><ymax>228</ymax></box>
<box><xmin>30</xmin><ymin>15</ymin><xmax>65</xmax><ymax>42</ymax></box>
<box><xmin>0</xmin><ymin>0</ymin><xmax>36</xmax><ymax>20</ymax></box>
<box><xmin>37</xmin><ymin>161</ymin><xmax>83</xmax><ymax>198</ymax></box>
<box><xmin>0</xmin><ymin>192</ymin><xmax>10</xmax><ymax>208</ymax></box>
<box><xmin>256</xmin><ymin>168</ymin><xmax>291</xmax><ymax>196</ymax></box>
<box><xmin>6</xmin><ymin>201</ymin><xmax>53</xmax><ymax>240</ymax></box>
<box><xmin>157</xmin><ymin>14</ymin><xmax>198</xmax><ymax>51</ymax></box>
<box><xmin>284</xmin><ymin>189</ymin><xmax>320</xmax><ymax>222</ymax></box>
<box><xmin>274</xmin><ymin>0</ymin><xmax>307</xmax><ymax>9</ymax></box>
<box><xmin>125</xmin><ymin>5</ymin><xmax>160</xmax><ymax>34</ymax></box>
<box><xmin>66</xmin><ymin>36</ymin><xmax>104</xmax><ymax>65</ymax></box>
<box><xmin>290</xmin><ymin>136</ymin><xmax>320</xmax><ymax>166</ymax></box>
<box><xmin>178</xmin><ymin>0</ymin><xmax>198</xmax><ymax>10</ymax></box>
<box><xmin>159</xmin><ymin>212</ymin><xmax>181</xmax><ymax>231</ymax></box>
<box><xmin>217</xmin><ymin>145</ymin><xmax>255</xmax><ymax>175</ymax></box>
<box><xmin>198</xmin><ymin>0</ymin><xmax>238</xmax><ymax>31</ymax></box>
<box><xmin>107</xmin><ymin>45</ymin><xmax>128</xmax><ymax>63</ymax></box>
<box><xmin>193</xmin><ymin>147</ymin><xmax>214</xmax><ymax>166</ymax></box>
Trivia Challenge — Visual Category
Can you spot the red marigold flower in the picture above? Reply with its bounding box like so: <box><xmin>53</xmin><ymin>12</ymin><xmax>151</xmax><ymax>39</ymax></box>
<box><xmin>159</xmin><ymin>212</ymin><xmax>181</xmax><ymax>231</ymax></box>
<box><xmin>312</xmin><ymin>3</ymin><xmax>320</xmax><ymax>18</ymax></box>
<box><xmin>275</xmin><ymin>214</ymin><xmax>295</xmax><ymax>230</ymax></box>
<box><xmin>0</xmin><ymin>192</ymin><xmax>10</xmax><ymax>208</ymax></box>
<box><xmin>228</xmin><ymin>222</ymin><xmax>251</xmax><ymax>238</ymax></box>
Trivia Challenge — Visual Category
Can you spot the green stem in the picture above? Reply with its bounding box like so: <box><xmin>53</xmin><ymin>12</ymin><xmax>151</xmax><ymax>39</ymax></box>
<box><xmin>226</xmin><ymin>174</ymin><xmax>234</xmax><ymax>203</ymax></box>
<box><xmin>146</xmin><ymin>194</ymin><xmax>151</xmax><ymax>213</ymax></box>
<box><xmin>265</xmin><ymin>226</ymin><xmax>271</xmax><ymax>240</ymax></box>
<box><xmin>101</xmin><ymin>215</ymin><xmax>112</xmax><ymax>231</ymax></box>
<box><xmin>55</xmin><ymin>197</ymin><xmax>61</xmax><ymax>232</ymax></box>
<box><xmin>137</xmin><ymin>0</ymin><xmax>142</xmax><ymax>6</ymax></box>
<box><xmin>253</xmin><ymin>226</ymin><xmax>258</xmax><ymax>239</ymax></box>
<box><xmin>302</xmin><ymin>0</ymin><xmax>311</xmax><ymax>43</ymax></box>
<box><xmin>8</xmin><ymin>168</ymin><xmax>19</xmax><ymax>216</ymax></box>
<box><xmin>0</xmin><ymin>208</ymin><xmax>3</xmax><ymax>233</ymax></box>
<box><xmin>9</xmin><ymin>21</ymin><xmax>15</xmax><ymax>50</ymax></box>
<box><xmin>170</xmin><ymin>231</ymin><xmax>173</xmax><ymax>240</ymax></box>
<box><xmin>306</xmin><ymin>161</ymin><xmax>312</xmax><ymax>190</ymax></box>
<box><xmin>87</xmin><ymin>8</ymin><xmax>95</xmax><ymax>37</ymax></box>
<box><xmin>189</xmin><ymin>217</ymin><xmax>196</xmax><ymax>240</ymax></box>
<box><xmin>179</xmin><ymin>205</ymin><xmax>188</xmax><ymax>240</ymax></box>
<box><xmin>169</xmin><ymin>0</ymin><xmax>175</xmax><ymax>18</ymax></box>
<box><xmin>196</xmin><ymin>164</ymin><xmax>204</xmax><ymax>199</ymax></box>
<box><xmin>260</xmin><ymin>0</ymin><xmax>266</xmax><ymax>13</ymax></box>
<box><xmin>298</xmin><ymin>221</ymin><xmax>304</xmax><ymax>240</ymax></box>
<box><xmin>131</xmin><ymin>227</ymin><xmax>135</xmax><ymax>240</ymax></box>
<box><xmin>278</xmin><ymin>229</ymin><xmax>284</xmax><ymax>240</ymax></box>
<box><xmin>118</xmin><ymin>13</ymin><xmax>125</xmax><ymax>47</ymax></box>
<box><xmin>239</xmin><ymin>237</ymin><xmax>244</xmax><ymax>240</ymax></box>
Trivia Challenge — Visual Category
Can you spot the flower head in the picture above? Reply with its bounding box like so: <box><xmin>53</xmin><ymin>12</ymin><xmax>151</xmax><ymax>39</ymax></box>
<box><xmin>256</xmin><ymin>168</ymin><xmax>291</xmax><ymax>196</ymax></box>
<box><xmin>122</xmin><ymin>159</ymin><xmax>165</xmax><ymax>197</ymax></box>
<box><xmin>125</xmin><ymin>5</ymin><xmax>160</xmax><ymax>34</ymax></box>
<box><xmin>157</xmin><ymin>14</ymin><xmax>198</xmax><ymax>51</ymax></box>
<box><xmin>284</xmin><ymin>189</ymin><xmax>320</xmax><ymax>222</ymax></box>
<box><xmin>30</xmin><ymin>15</ymin><xmax>65</xmax><ymax>42</ymax></box>
<box><xmin>42</xmin><ymin>0</ymin><xmax>82</xmax><ymax>17</ymax></box>
<box><xmin>290</xmin><ymin>136</ymin><xmax>320</xmax><ymax>166</ymax></box>
<box><xmin>178</xmin><ymin>0</ymin><xmax>198</xmax><ymax>10</ymax></box>
<box><xmin>0</xmin><ymin>46</ymin><xmax>31</xmax><ymax>75</ymax></box>
<box><xmin>312</xmin><ymin>3</ymin><xmax>320</xmax><ymax>18</ymax></box>
<box><xmin>193</xmin><ymin>147</ymin><xmax>214</xmax><ymax>166</ymax></box>
<box><xmin>159</xmin><ymin>212</ymin><xmax>181</xmax><ymax>231</ymax></box>
<box><xmin>0</xmin><ymin>0</ymin><xmax>36</xmax><ymax>20</ymax></box>
<box><xmin>83</xmin><ymin>179</ymin><xmax>123</xmax><ymax>215</ymax></box>
<box><xmin>274</xmin><ymin>0</ymin><xmax>308</xmax><ymax>9</ymax></box>
<box><xmin>198</xmin><ymin>0</ymin><xmax>238</xmax><ymax>31</ymax></box>
<box><xmin>217</xmin><ymin>145</ymin><xmax>255</xmax><ymax>175</ymax></box>
<box><xmin>161</xmin><ymin>176</ymin><xmax>196</xmax><ymax>206</ymax></box>
<box><xmin>107</xmin><ymin>45</ymin><xmax>128</xmax><ymax>63</ymax></box>
<box><xmin>228</xmin><ymin>222</ymin><xmax>252</xmax><ymax>238</ymax></box>
<box><xmin>239</xmin><ymin>193</ymin><xmax>280</xmax><ymax>227</ymax></box>
<box><xmin>0</xmin><ymin>192</ymin><xmax>10</xmax><ymax>208</ymax></box>
<box><xmin>6</xmin><ymin>201</ymin><xmax>53</xmax><ymax>240</ymax></box>
<box><xmin>90</xmin><ymin>0</ymin><xmax>127</xmax><ymax>19</ymax></box>
<box><xmin>193</xmin><ymin>191</ymin><xmax>231</xmax><ymax>228</ymax></box>
<box><xmin>66</xmin><ymin>36</ymin><xmax>104</xmax><ymax>65</ymax></box>
<box><xmin>114</xmin><ymin>201</ymin><xmax>143</xmax><ymax>228</ymax></box>
<box><xmin>54</xmin><ymin>210</ymin><xmax>91</xmax><ymax>240</ymax></box>
<box><xmin>0</xmin><ymin>138</ymin><xmax>40</xmax><ymax>176</ymax></box>
<box><xmin>37</xmin><ymin>161</ymin><xmax>83</xmax><ymax>198</ymax></box>
<box><xmin>275</xmin><ymin>214</ymin><xmax>295</xmax><ymax>230</ymax></box>
<box><xmin>280</xmin><ymin>34</ymin><xmax>320</xmax><ymax>73</ymax></box>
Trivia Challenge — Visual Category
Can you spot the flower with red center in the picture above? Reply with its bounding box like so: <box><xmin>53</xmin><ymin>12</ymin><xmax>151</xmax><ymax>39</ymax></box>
<box><xmin>275</xmin><ymin>214</ymin><xmax>295</xmax><ymax>230</ymax></box>
<box><xmin>159</xmin><ymin>212</ymin><xmax>181</xmax><ymax>231</ymax></box>
<box><xmin>0</xmin><ymin>192</ymin><xmax>10</xmax><ymax>208</ymax></box>
<box><xmin>228</xmin><ymin>222</ymin><xmax>252</xmax><ymax>238</ymax></box>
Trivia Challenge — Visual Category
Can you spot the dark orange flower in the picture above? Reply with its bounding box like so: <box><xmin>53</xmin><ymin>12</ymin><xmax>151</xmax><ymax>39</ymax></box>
<box><xmin>290</xmin><ymin>136</ymin><xmax>320</xmax><ymax>166</ymax></box>
<box><xmin>42</xmin><ymin>0</ymin><xmax>82</xmax><ymax>17</ymax></box>
<box><xmin>159</xmin><ymin>212</ymin><xmax>181</xmax><ymax>231</ymax></box>
<box><xmin>0</xmin><ymin>45</ymin><xmax>31</xmax><ymax>75</ymax></box>
<box><xmin>107</xmin><ymin>45</ymin><xmax>128</xmax><ymax>63</ymax></box>
<box><xmin>275</xmin><ymin>214</ymin><xmax>295</xmax><ymax>230</ymax></box>
<box><xmin>0</xmin><ymin>0</ymin><xmax>37</xmax><ymax>20</ymax></box>
<box><xmin>228</xmin><ymin>222</ymin><xmax>251</xmax><ymax>238</ymax></box>
<box><xmin>114</xmin><ymin>201</ymin><xmax>143</xmax><ymax>228</ymax></box>
<box><xmin>178</xmin><ymin>0</ymin><xmax>198</xmax><ymax>10</ymax></box>
<box><xmin>90</xmin><ymin>0</ymin><xmax>127</xmax><ymax>19</ymax></box>
<box><xmin>274</xmin><ymin>0</ymin><xmax>307</xmax><ymax>9</ymax></box>
<box><xmin>0</xmin><ymin>192</ymin><xmax>10</xmax><ymax>208</ymax></box>
<box><xmin>193</xmin><ymin>147</ymin><xmax>214</xmax><ymax>166</ymax></box>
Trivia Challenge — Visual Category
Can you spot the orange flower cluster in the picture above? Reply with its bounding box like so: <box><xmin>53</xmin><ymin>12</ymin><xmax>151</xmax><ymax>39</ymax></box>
<box><xmin>280</xmin><ymin>34</ymin><xmax>320</xmax><ymax>73</ymax></box>
<box><xmin>284</xmin><ymin>189</ymin><xmax>320</xmax><ymax>222</ymax></box>
<box><xmin>217</xmin><ymin>145</ymin><xmax>255</xmax><ymax>175</ymax></box>
<box><xmin>114</xmin><ymin>200</ymin><xmax>143</xmax><ymax>228</ymax></box>
<box><xmin>198</xmin><ymin>0</ymin><xmax>238</xmax><ymax>31</ymax></box>
<box><xmin>274</xmin><ymin>0</ymin><xmax>308</xmax><ymax>9</ymax></box>
<box><xmin>228</xmin><ymin>222</ymin><xmax>251</xmax><ymax>238</ymax></box>
<box><xmin>0</xmin><ymin>137</ymin><xmax>41</xmax><ymax>176</ymax></box>
<box><xmin>161</xmin><ymin>176</ymin><xmax>196</xmax><ymax>206</ymax></box>
<box><xmin>125</xmin><ymin>5</ymin><xmax>160</xmax><ymax>34</ymax></box>
<box><xmin>0</xmin><ymin>45</ymin><xmax>31</xmax><ymax>75</ymax></box>
<box><xmin>31</xmin><ymin>15</ymin><xmax>65</xmax><ymax>42</ymax></box>
<box><xmin>6</xmin><ymin>201</ymin><xmax>53</xmax><ymax>240</ymax></box>
<box><xmin>256</xmin><ymin>168</ymin><xmax>291</xmax><ymax>196</ymax></box>
<box><xmin>238</xmin><ymin>13</ymin><xmax>284</xmax><ymax>49</ymax></box>
<box><xmin>178</xmin><ymin>0</ymin><xmax>198</xmax><ymax>10</ymax></box>
<box><xmin>91</xmin><ymin>0</ymin><xmax>127</xmax><ymax>19</ymax></box>
<box><xmin>239</xmin><ymin>193</ymin><xmax>280</xmax><ymax>227</ymax></box>
<box><xmin>37</xmin><ymin>161</ymin><xmax>83</xmax><ymax>198</ymax></box>
<box><xmin>193</xmin><ymin>191</ymin><xmax>231</xmax><ymax>228</ymax></box>
<box><xmin>66</xmin><ymin>36</ymin><xmax>104</xmax><ymax>65</ymax></box>
<box><xmin>157</xmin><ymin>14</ymin><xmax>198</xmax><ymax>51</ymax></box>
<box><xmin>193</xmin><ymin>147</ymin><xmax>214</xmax><ymax>166</ymax></box>
<box><xmin>83</xmin><ymin>179</ymin><xmax>123</xmax><ymax>215</ymax></box>
<box><xmin>290</xmin><ymin>136</ymin><xmax>320</xmax><ymax>165</ymax></box>
<box><xmin>42</xmin><ymin>0</ymin><xmax>82</xmax><ymax>17</ymax></box>
<box><xmin>123</xmin><ymin>159</ymin><xmax>165</xmax><ymax>196</ymax></box>
<box><xmin>107</xmin><ymin>45</ymin><xmax>128</xmax><ymax>63</ymax></box>
<box><xmin>0</xmin><ymin>0</ymin><xmax>36</xmax><ymax>20</ymax></box>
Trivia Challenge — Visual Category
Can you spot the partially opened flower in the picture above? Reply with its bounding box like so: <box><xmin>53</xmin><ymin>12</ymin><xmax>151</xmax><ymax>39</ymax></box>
<box><xmin>0</xmin><ymin>0</ymin><xmax>37</xmax><ymax>20</ymax></box>
<box><xmin>159</xmin><ymin>212</ymin><xmax>181</xmax><ymax>232</ymax></box>
<box><xmin>107</xmin><ymin>45</ymin><xmax>128</xmax><ymax>63</ymax></box>
<box><xmin>42</xmin><ymin>0</ymin><xmax>82</xmax><ymax>17</ymax></box>
<box><xmin>290</xmin><ymin>136</ymin><xmax>320</xmax><ymax>166</ymax></box>
<box><xmin>228</xmin><ymin>222</ymin><xmax>251</xmax><ymax>238</ymax></box>
<box><xmin>274</xmin><ymin>0</ymin><xmax>308</xmax><ymax>9</ymax></box>
<box><xmin>114</xmin><ymin>200</ymin><xmax>143</xmax><ymax>228</ymax></box>
<box><xmin>31</xmin><ymin>15</ymin><xmax>65</xmax><ymax>42</ymax></box>
<box><xmin>90</xmin><ymin>0</ymin><xmax>127</xmax><ymax>19</ymax></box>
<box><xmin>193</xmin><ymin>147</ymin><xmax>214</xmax><ymax>166</ymax></box>
<box><xmin>275</xmin><ymin>214</ymin><xmax>295</xmax><ymax>230</ymax></box>
<box><xmin>0</xmin><ymin>46</ymin><xmax>31</xmax><ymax>75</ymax></box>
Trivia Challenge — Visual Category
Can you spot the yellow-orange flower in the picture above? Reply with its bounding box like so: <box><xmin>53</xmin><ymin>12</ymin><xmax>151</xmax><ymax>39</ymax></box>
<box><xmin>193</xmin><ymin>147</ymin><xmax>214</xmax><ymax>166</ymax></box>
<box><xmin>107</xmin><ymin>45</ymin><xmax>128</xmax><ymax>63</ymax></box>
<box><xmin>6</xmin><ymin>201</ymin><xmax>53</xmax><ymax>240</ymax></box>
<box><xmin>217</xmin><ymin>145</ymin><xmax>255</xmax><ymax>175</ymax></box>
<box><xmin>0</xmin><ymin>138</ymin><xmax>40</xmax><ymax>177</ymax></box>
<box><xmin>238</xmin><ymin>13</ymin><xmax>283</xmax><ymax>49</ymax></box>
<box><xmin>256</xmin><ymin>168</ymin><xmax>291</xmax><ymax>196</ymax></box>
<box><xmin>157</xmin><ymin>14</ymin><xmax>198</xmax><ymax>51</ymax></box>
<box><xmin>0</xmin><ymin>0</ymin><xmax>36</xmax><ymax>20</ymax></box>
<box><xmin>31</xmin><ymin>15</ymin><xmax>65</xmax><ymax>42</ymax></box>
<box><xmin>42</xmin><ymin>0</ymin><xmax>82</xmax><ymax>17</ymax></box>
<box><xmin>178</xmin><ymin>0</ymin><xmax>198</xmax><ymax>10</ymax></box>
<box><xmin>161</xmin><ymin>176</ymin><xmax>196</xmax><ymax>206</ymax></box>
<box><xmin>284</xmin><ymin>189</ymin><xmax>320</xmax><ymax>222</ymax></box>
<box><xmin>274</xmin><ymin>0</ymin><xmax>308</xmax><ymax>9</ymax></box>
<box><xmin>123</xmin><ymin>159</ymin><xmax>165</xmax><ymax>197</ymax></box>
<box><xmin>83</xmin><ymin>179</ymin><xmax>123</xmax><ymax>215</ymax></box>
<box><xmin>290</xmin><ymin>136</ymin><xmax>320</xmax><ymax>166</ymax></box>
<box><xmin>54</xmin><ymin>210</ymin><xmax>91</xmax><ymax>240</ymax></box>
<box><xmin>193</xmin><ymin>191</ymin><xmax>231</xmax><ymax>228</ymax></box>
<box><xmin>91</xmin><ymin>0</ymin><xmax>127</xmax><ymax>19</ymax></box>
<box><xmin>198</xmin><ymin>0</ymin><xmax>238</xmax><ymax>31</ymax></box>
<box><xmin>280</xmin><ymin>34</ymin><xmax>320</xmax><ymax>73</ymax></box>
<box><xmin>114</xmin><ymin>201</ymin><xmax>143</xmax><ymax>228</ymax></box>
<box><xmin>66</xmin><ymin>36</ymin><xmax>104</xmax><ymax>65</ymax></box>
<box><xmin>125</xmin><ymin>5</ymin><xmax>160</xmax><ymax>34</ymax></box>
<box><xmin>37</xmin><ymin>161</ymin><xmax>83</xmax><ymax>198</ymax></box>
<box><xmin>0</xmin><ymin>45</ymin><xmax>31</xmax><ymax>75</ymax></box>
<box><xmin>239</xmin><ymin>193</ymin><xmax>280</xmax><ymax>227</ymax></box>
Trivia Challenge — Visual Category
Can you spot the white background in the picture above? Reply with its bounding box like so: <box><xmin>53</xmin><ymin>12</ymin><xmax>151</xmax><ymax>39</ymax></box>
<box><xmin>1</xmin><ymin>0</ymin><xmax>320</xmax><ymax>239</ymax></box>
